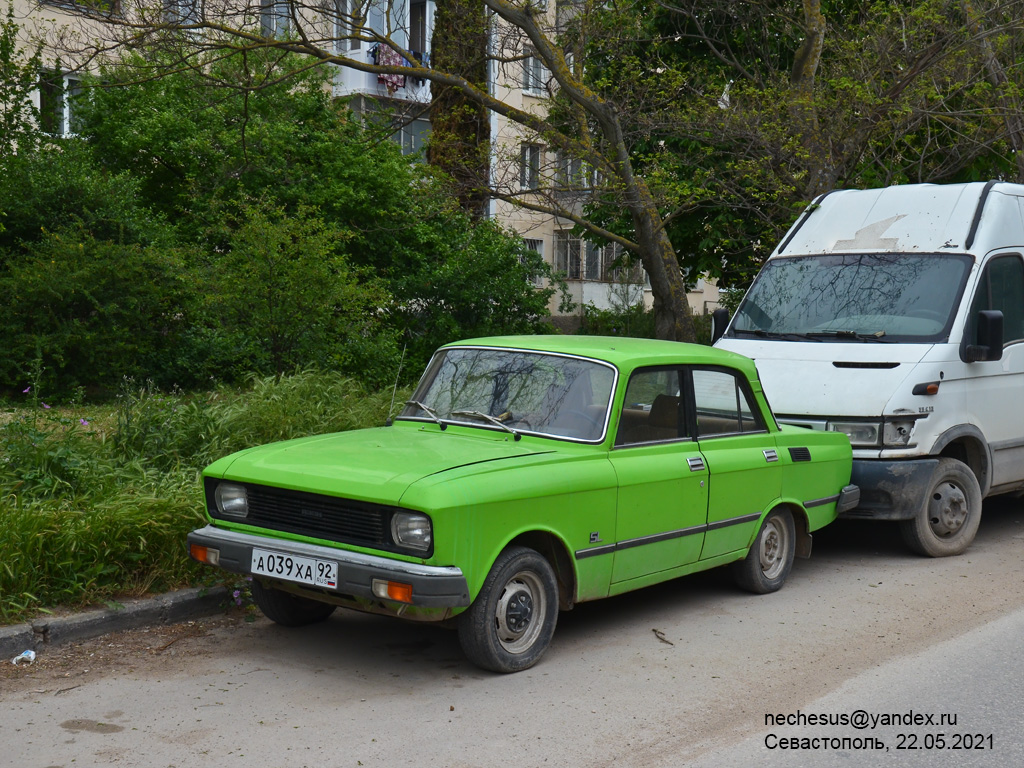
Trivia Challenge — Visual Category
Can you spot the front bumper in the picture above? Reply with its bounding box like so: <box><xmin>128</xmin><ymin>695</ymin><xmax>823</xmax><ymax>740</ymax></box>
<box><xmin>187</xmin><ymin>525</ymin><xmax>471</xmax><ymax>608</ymax></box>
<box><xmin>841</xmin><ymin>458</ymin><xmax>939</xmax><ymax>521</ymax></box>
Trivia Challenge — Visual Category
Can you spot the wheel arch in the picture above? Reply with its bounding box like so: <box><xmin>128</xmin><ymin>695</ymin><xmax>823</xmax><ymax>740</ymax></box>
<box><xmin>930</xmin><ymin>424</ymin><xmax>992</xmax><ymax>496</ymax></box>
<box><xmin>508</xmin><ymin>530</ymin><xmax>577</xmax><ymax>611</ymax></box>
<box><xmin>767</xmin><ymin>502</ymin><xmax>812</xmax><ymax>559</ymax></box>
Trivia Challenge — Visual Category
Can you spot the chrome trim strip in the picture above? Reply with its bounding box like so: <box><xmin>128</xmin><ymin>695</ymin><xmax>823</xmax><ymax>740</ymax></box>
<box><xmin>574</xmin><ymin>512</ymin><xmax>763</xmax><ymax>559</ymax></box>
<box><xmin>706</xmin><ymin>512</ymin><xmax>762</xmax><ymax>532</ymax></box>
<box><xmin>804</xmin><ymin>494</ymin><xmax>840</xmax><ymax>508</ymax></box>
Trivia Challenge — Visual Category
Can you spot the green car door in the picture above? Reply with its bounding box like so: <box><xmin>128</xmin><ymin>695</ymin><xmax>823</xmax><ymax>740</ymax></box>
<box><xmin>608</xmin><ymin>367</ymin><xmax>709</xmax><ymax>586</ymax></box>
<box><xmin>690</xmin><ymin>367</ymin><xmax>782</xmax><ymax>560</ymax></box>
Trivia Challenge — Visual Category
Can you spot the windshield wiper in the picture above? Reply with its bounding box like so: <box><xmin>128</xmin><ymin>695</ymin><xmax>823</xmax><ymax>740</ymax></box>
<box><xmin>804</xmin><ymin>330</ymin><xmax>892</xmax><ymax>342</ymax></box>
<box><xmin>451</xmin><ymin>409</ymin><xmax>522</xmax><ymax>440</ymax></box>
<box><xmin>731</xmin><ymin>328</ymin><xmax>822</xmax><ymax>342</ymax></box>
<box><xmin>405</xmin><ymin>400</ymin><xmax>448</xmax><ymax>429</ymax></box>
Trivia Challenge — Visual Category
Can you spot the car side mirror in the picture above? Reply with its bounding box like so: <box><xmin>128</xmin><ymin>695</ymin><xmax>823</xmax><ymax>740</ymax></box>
<box><xmin>711</xmin><ymin>307</ymin><xmax>731</xmax><ymax>344</ymax></box>
<box><xmin>962</xmin><ymin>309</ymin><xmax>1003</xmax><ymax>363</ymax></box>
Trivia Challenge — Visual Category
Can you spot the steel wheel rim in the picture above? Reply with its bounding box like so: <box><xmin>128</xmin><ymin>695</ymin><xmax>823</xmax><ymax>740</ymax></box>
<box><xmin>759</xmin><ymin>517</ymin><xmax>788</xmax><ymax>580</ymax></box>
<box><xmin>494</xmin><ymin>570</ymin><xmax>546</xmax><ymax>654</ymax></box>
<box><xmin>928</xmin><ymin>480</ymin><xmax>968</xmax><ymax>537</ymax></box>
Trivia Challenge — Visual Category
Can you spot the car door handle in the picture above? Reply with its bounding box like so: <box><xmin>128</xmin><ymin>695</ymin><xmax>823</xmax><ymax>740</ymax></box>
<box><xmin>688</xmin><ymin>456</ymin><xmax>706</xmax><ymax>472</ymax></box>
<box><xmin>763</xmin><ymin>449</ymin><xmax>779</xmax><ymax>463</ymax></box>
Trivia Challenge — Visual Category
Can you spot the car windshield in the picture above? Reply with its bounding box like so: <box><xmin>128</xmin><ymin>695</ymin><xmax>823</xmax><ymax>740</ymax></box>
<box><xmin>728</xmin><ymin>253</ymin><xmax>973</xmax><ymax>341</ymax></box>
<box><xmin>400</xmin><ymin>347</ymin><xmax>617</xmax><ymax>441</ymax></box>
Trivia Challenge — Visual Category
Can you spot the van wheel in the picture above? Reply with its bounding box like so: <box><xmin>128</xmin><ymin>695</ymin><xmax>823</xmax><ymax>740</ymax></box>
<box><xmin>251</xmin><ymin>580</ymin><xmax>337</xmax><ymax>626</ymax></box>
<box><xmin>457</xmin><ymin>546</ymin><xmax>558</xmax><ymax>673</ymax></box>
<box><xmin>900</xmin><ymin>457</ymin><xmax>982</xmax><ymax>557</ymax></box>
<box><xmin>732</xmin><ymin>508</ymin><xmax>795</xmax><ymax>594</ymax></box>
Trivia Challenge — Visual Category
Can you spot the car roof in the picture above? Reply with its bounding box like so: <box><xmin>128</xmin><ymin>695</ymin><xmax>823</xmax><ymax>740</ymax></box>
<box><xmin>443</xmin><ymin>335</ymin><xmax>758</xmax><ymax>376</ymax></box>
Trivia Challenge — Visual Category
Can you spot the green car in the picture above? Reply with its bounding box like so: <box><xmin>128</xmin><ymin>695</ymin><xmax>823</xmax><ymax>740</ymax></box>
<box><xmin>188</xmin><ymin>336</ymin><xmax>857</xmax><ymax>672</ymax></box>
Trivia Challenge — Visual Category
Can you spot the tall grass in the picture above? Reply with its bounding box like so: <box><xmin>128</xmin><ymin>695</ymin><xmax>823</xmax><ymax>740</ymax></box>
<box><xmin>0</xmin><ymin>371</ymin><xmax>408</xmax><ymax>623</ymax></box>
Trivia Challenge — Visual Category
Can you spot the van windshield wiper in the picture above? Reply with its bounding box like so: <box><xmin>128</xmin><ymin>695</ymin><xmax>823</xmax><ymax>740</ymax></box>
<box><xmin>804</xmin><ymin>330</ymin><xmax>892</xmax><ymax>342</ymax></box>
<box><xmin>731</xmin><ymin>327</ymin><xmax>823</xmax><ymax>341</ymax></box>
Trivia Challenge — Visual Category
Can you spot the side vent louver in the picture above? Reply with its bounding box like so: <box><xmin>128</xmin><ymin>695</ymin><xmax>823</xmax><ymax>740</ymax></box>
<box><xmin>789</xmin><ymin>447</ymin><xmax>812</xmax><ymax>462</ymax></box>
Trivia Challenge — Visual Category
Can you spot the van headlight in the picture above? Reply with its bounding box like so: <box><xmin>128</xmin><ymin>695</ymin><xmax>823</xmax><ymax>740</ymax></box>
<box><xmin>391</xmin><ymin>512</ymin><xmax>432</xmax><ymax>553</ymax></box>
<box><xmin>827</xmin><ymin>421</ymin><xmax>880</xmax><ymax>446</ymax></box>
<box><xmin>827</xmin><ymin>418</ymin><xmax>917</xmax><ymax>447</ymax></box>
<box><xmin>214</xmin><ymin>482</ymin><xmax>249</xmax><ymax>518</ymax></box>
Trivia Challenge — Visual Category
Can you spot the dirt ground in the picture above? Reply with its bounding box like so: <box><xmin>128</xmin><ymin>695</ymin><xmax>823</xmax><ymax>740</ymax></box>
<box><xmin>0</xmin><ymin>612</ymin><xmax>250</xmax><ymax>693</ymax></box>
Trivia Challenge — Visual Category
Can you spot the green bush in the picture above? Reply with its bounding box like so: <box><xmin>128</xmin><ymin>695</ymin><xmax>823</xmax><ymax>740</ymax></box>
<box><xmin>0</xmin><ymin>228</ymin><xmax>193</xmax><ymax>395</ymax></box>
<box><xmin>0</xmin><ymin>371</ymin><xmax>410</xmax><ymax>622</ymax></box>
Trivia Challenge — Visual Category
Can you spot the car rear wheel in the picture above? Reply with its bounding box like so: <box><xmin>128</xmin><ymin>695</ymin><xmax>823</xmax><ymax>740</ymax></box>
<box><xmin>733</xmin><ymin>508</ymin><xmax>795</xmax><ymax>594</ymax></box>
<box><xmin>457</xmin><ymin>546</ymin><xmax>558</xmax><ymax>673</ymax></box>
<box><xmin>900</xmin><ymin>457</ymin><xmax>982</xmax><ymax>557</ymax></box>
<box><xmin>251</xmin><ymin>580</ymin><xmax>337</xmax><ymax>626</ymax></box>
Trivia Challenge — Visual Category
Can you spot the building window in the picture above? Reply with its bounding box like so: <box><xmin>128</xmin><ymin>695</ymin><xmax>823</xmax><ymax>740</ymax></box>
<box><xmin>520</xmin><ymin>143</ymin><xmax>542</xmax><ymax>189</ymax></box>
<box><xmin>554</xmin><ymin>231</ymin><xmax>581</xmax><ymax>279</ymax></box>
<box><xmin>335</xmin><ymin>0</ymin><xmax>362</xmax><ymax>51</ymax></box>
<box><xmin>164</xmin><ymin>0</ymin><xmax>201</xmax><ymax>23</ymax></box>
<box><xmin>522</xmin><ymin>47</ymin><xmax>546</xmax><ymax>95</ymax></box>
<box><xmin>522</xmin><ymin>238</ymin><xmax>544</xmax><ymax>285</ymax></box>
<box><xmin>396</xmin><ymin>116</ymin><xmax>431</xmax><ymax>158</ymax></box>
<box><xmin>261</xmin><ymin>0</ymin><xmax>290</xmax><ymax>38</ymax></box>
<box><xmin>555</xmin><ymin>233</ymin><xmax>646</xmax><ymax>283</ymax></box>
<box><xmin>409</xmin><ymin>0</ymin><xmax>427</xmax><ymax>53</ymax></box>
<box><xmin>38</xmin><ymin>72</ymin><xmax>83</xmax><ymax>137</ymax></box>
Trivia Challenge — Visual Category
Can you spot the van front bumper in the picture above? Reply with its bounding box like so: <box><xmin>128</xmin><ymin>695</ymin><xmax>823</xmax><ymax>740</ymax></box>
<box><xmin>187</xmin><ymin>525</ymin><xmax>471</xmax><ymax>608</ymax></box>
<box><xmin>840</xmin><ymin>458</ymin><xmax>939</xmax><ymax>521</ymax></box>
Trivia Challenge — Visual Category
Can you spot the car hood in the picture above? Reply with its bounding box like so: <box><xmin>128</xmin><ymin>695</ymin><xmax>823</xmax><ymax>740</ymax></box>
<box><xmin>205</xmin><ymin>425</ymin><xmax>554</xmax><ymax>505</ymax></box>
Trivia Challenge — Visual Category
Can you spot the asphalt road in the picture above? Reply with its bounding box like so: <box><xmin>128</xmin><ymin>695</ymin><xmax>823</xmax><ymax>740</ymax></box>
<box><xmin>2</xmin><ymin>499</ymin><xmax>1023</xmax><ymax>767</ymax></box>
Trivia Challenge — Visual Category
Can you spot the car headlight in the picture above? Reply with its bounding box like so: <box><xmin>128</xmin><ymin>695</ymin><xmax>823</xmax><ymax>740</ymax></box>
<box><xmin>827</xmin><ymin>421</ymin><xmax>881</xmax><ymax>446</ymax></box>
<box><xmin>214</xmin><ymin>482</ymin><xmax>249</xmax><ymax>518</ymax></box>
<box><xmin>391</xmin><ymin>512</ymin><xmax>432</xmax><ymax>553</ymax></box>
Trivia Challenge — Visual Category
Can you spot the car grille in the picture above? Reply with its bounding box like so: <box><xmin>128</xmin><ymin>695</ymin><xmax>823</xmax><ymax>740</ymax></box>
<box><xmin>207</xmin><ymin>479</ymin><xmax>391</xmax><ymax>550</ymax></box>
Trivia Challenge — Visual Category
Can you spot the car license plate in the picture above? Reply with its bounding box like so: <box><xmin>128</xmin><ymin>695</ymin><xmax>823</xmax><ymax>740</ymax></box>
<box><xmin>251</xmin><ymin>548</ymin><xmax>338</xmax><ymax>589</ymax></box>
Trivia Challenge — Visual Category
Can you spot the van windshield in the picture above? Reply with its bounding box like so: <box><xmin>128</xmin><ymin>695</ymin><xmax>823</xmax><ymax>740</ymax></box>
<box><xmin>728</xmin><ymin>253</ymin><xmax>973</xmax><ymax>342</ymax></box>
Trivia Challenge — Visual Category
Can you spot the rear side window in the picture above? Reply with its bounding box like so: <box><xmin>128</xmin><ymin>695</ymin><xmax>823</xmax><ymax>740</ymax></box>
<box><xmin>970</xmin><ymin>255</ymin><xmax>1024</xmax><ymax>344</ymax></box>
<box><xmin>692</xmin><ymin>368</ymin><xmax>765</xmax><ymax>437</ymax></box>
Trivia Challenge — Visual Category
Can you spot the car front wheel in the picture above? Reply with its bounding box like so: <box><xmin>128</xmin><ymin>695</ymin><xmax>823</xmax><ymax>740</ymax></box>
<box><xmin>457</xmin><ymin>546</ymin><xmax>558</xmax><ymax>673</ymax></box>
<box><xmin>733</xmin><ymin>508</ymin><xmax>795</xmax><ymax>594</ymax></box>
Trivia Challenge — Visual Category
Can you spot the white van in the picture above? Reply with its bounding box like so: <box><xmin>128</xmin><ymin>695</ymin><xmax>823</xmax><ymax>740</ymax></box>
<box><xmin>714</xmin><ymin>181</ymin><xmax>1024</xmax><ymax>556</ymax></box>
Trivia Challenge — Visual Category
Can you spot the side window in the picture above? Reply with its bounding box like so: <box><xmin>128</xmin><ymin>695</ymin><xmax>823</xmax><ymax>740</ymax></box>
<box><xmin>970</xmin><ymin>255</ymin><xmax>1024</xmax><ymax>344</ymax></box>
<box><xmin>692</xmin><ymin>368</ymin><xmax>764</xmax><ymax>438</ymax></box>
<box><xmin>615</xmin><ymin>367</ymin><xmax>684</xmax><ymax>446</ymax></box>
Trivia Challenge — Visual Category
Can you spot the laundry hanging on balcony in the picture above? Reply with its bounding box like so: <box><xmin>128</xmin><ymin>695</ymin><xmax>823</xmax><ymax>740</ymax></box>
<box><xmin>371</xmin><ymin>44</ymin><xmax>407</xmax><ymax>95</ymax></box>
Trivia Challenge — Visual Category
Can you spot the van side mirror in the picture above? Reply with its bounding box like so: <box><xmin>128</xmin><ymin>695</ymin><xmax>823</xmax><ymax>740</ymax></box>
<box><xmin>962</xmin><ymin>310</ymin><xmax>1003</xmax><ymax>363</ymax></box>
<box><xmin>711</xmin><ymin>307</ymin><xmax>730</xmax><ymax>344</ymax></box>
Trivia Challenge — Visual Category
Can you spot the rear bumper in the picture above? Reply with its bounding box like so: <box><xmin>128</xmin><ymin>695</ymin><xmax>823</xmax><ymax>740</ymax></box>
<box><xmin>187</xmin><ymin>525</ymin><xmax>471</xmax><ymax>608</ymax></box>
<box><xmin>840</xmin><ymin>458</ymin><xmax>939</xmax><ymax>521</ymax></box>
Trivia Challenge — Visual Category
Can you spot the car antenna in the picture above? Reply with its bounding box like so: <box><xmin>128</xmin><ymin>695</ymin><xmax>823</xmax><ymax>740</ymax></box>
<box><xmin>385</xmin><ymin>342</ymin><xmax>408</xmax><ymax>426</ymax></box>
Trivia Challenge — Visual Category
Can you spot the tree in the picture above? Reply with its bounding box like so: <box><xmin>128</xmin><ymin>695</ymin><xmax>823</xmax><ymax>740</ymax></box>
<box><xmin>0</xmin><ymin>1</ymin><xmax>42</xmax><ymax>160</ymax></box>
<box><xmin>45</xmin><ymin>0</ymin><xmax>1024</xmax><ymax>339</ymax></box>
<box><xmin>44</xmin><ymin>0</ymin><xmax>701</xmax><ymax>342</ymax></box>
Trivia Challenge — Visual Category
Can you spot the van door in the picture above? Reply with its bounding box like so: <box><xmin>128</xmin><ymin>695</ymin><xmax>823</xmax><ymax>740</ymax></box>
<box><xmin>964</xmin><ymin>252</ymin><xmax>1024</xmax><ymax>490</ymax></box>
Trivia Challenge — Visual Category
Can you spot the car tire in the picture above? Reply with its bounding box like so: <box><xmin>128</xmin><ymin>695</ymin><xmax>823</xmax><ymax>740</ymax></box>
<box><xmin>457</xmin><ymin>546</ymin><xmax>558</xmax><ymax>673</ymax></box>
<box><xmin>899</xmin><ymin>457</ymin><xmax>982</xmax><ymax>557</ymax></box>
<box><xmin>732</xmin><ymin>508</ymin><xmax>795</xmax><ymax>594</ymax></box>
<box><xmin>251</xmin><ymin>580</ymin><xmax>337</xmax><ymax>627</ymax></box>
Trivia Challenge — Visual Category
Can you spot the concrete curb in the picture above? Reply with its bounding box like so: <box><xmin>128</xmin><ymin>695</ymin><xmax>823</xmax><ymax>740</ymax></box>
<box><xmin>0</xmin><ymin>586</ymin><xmax>230</xmax><ymax>660</ymax></box>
